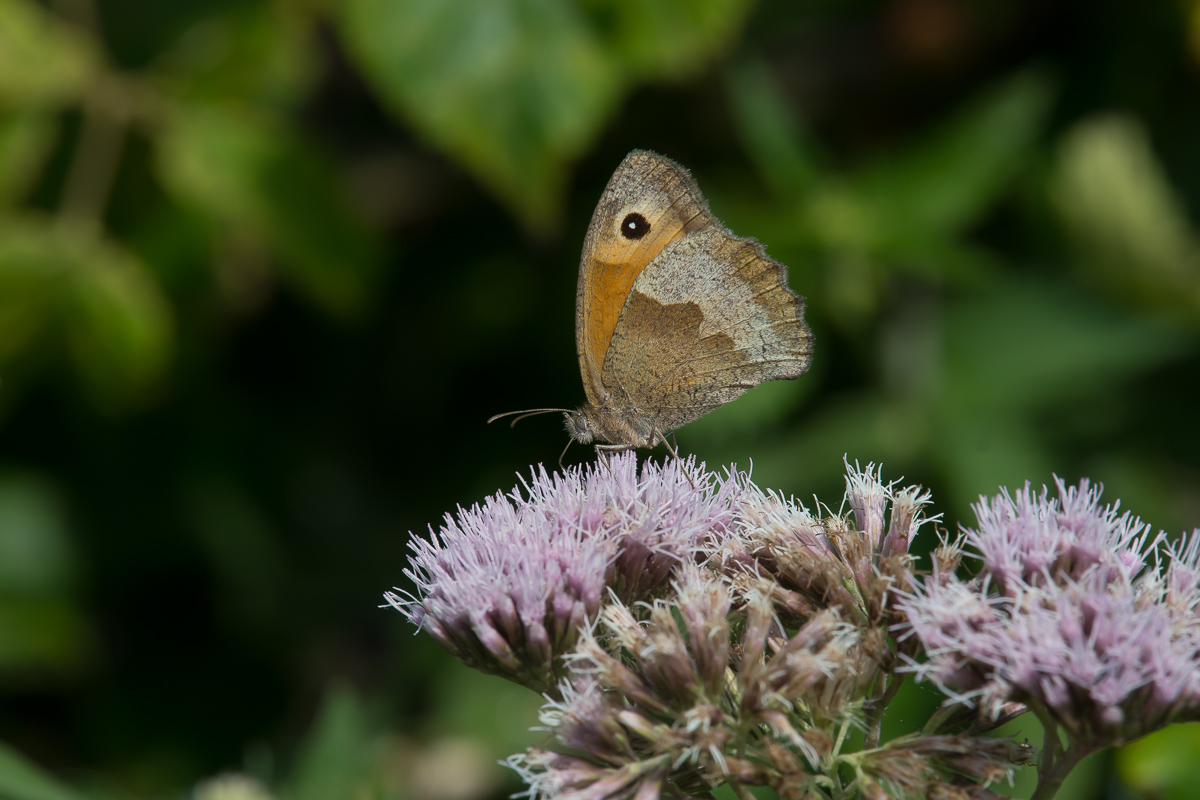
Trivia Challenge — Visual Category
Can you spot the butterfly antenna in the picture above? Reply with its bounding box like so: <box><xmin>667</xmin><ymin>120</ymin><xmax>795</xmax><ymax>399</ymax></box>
<box><xmin>487</xmin><ymin>408</ymin><xmax>571</xmax><ymax>429</ymax></box>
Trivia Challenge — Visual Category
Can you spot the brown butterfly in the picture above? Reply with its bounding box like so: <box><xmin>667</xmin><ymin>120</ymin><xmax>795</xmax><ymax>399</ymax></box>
<box><xmin>492</xmin><ymin>151</ymin><xmax>813</xmax><ymax>461</ymax></box>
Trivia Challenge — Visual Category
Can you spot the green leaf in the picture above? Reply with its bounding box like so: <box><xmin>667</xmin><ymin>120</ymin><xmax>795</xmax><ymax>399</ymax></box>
<box><xmin>0</xmin><ymin>112</ymin><xmax>57</xmax><ymax>205</ymax></box>
<box><xmin>0</xmin><ymin>740</ymin><xmax>87</xmax><ymax>800</ymax></box>
<box><xmin>0</xmin><ymin>597</ymin><xmax>91</xmax><ymax>673</ymax></box>
<box><xmin>933</xmin><ymin>411</ymin><xmax>1053</xmax><ymax>509</ymax></box>
<box><xmin>0</xmin><ymin>227</ymin><xmax>59</xmax><ymax>366</ymax></box>
<box><xmin>0</xmin><ymin>217</ymin><xmax>174</xmax><ymax>409</ymax></box>
<box><xmin>854</xmin><ymin>69</ymin><xmax>1054</xmax><ymax>246</ymax></box>
<box><xmin>684</xmin><ymin>374</ymin><xmax>814</xmax><ymax>448</ymax></box>
<box><xmin>150</xmin><ymin>4</ymin><xmax>320</xmax><ymax>110</ymax></box>
<box><xmin>0</xmin><ymin>476</ymin><xmax>74</xmax><ymax>596</ymax></box>
<box><xmin>154</xmin><ymin>103</ymin><xmax>379</xmax><ymax>317</ymax></box>
<box><xmin>336</xmin><ymin>0</ymin><xmax>753</xmax><ymax>233</ymax></box>
<box><xmin>0</xmin><ymin>0</ymin><xmax>97</xmax><ymax>109</ymax></box>
<box><xmin>586</xmin><ymin>0</ymin><xmax>753</xmax><ymax>80</ymax></box>
<box><xmin>283</xmin><ymin>684</ymin><xmax>372</xmax><ymax>800</ymax></box>
<box><xmin>1117</xmin><ymin>723</ymin><xmax>1200</xmax><ymax>800</ymax></box>
<box><xmin>338</xmin><ymin>0</ymin><xmax>620</xmax><ymax>233</ymax></box>
<box><xmin>940</xmin><ymin>278</ymin><xmax>1192</xmax><ymax>414</ymax></box>
<box><xmin>726</xmin><ymin>57</ymin><xmax>823</xmax><ymax>199</ymax></box>
<box><xmin>1051</xmin><ymin>114</ymin><xmax>1200</xmax><ymax>315</ymax></box>
<box><xmin>66</xmin><ymin>241</ymin><xmax>174</xmax><ymax>410</ymax></box>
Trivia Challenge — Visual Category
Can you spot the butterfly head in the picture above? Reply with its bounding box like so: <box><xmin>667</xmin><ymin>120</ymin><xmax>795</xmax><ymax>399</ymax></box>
<box><xmin>563</xmin><ymin>408</ymin><xmax>596</xmax><ymax>444</ymax></box>
<box><xmin>564</xmin><ymin>405</ymin><xmax>661</xmax><ymax>450</ymax></box>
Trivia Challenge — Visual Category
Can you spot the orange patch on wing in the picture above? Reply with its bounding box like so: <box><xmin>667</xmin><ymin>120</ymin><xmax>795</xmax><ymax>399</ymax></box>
<box><xmin>583</xmin><ymin>215</ymin><xmax>687</xmax><ymax>377</ymax></box>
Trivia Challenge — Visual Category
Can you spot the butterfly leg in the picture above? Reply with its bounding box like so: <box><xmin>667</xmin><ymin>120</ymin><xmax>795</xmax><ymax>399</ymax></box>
<box><xmin>592</xmin><ymin>444</ymin><xmax>630</xmax><ymax>478</ymax></box>
<box><xmin>653</xmin><ymin>429</ymin><xmax>697</xmax><ymax>490</ymax></box>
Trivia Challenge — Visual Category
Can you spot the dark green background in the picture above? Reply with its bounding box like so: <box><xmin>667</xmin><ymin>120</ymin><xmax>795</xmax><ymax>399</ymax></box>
<box><xmin>1</xmin><ymin>0</ymin><xmax>1199</xmax><ymax>798</ymax></box>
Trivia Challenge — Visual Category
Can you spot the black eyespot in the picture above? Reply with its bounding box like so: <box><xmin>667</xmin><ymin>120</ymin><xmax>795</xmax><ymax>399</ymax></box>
<box><xmin>620</xmin><ymin>212</ymin><xmax>650</xmax><ymax>240</ymax></box>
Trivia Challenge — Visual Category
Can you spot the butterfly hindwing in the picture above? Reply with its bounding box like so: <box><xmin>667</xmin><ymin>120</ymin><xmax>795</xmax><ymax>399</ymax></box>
<box><xmin>601</xmin><ymin>225</ymin><xmax>812</xmax><ymax>431</ymax></box>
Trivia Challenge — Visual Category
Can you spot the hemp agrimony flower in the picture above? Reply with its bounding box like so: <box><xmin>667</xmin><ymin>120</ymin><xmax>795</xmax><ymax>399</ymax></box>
<box><xmin>386</xmin><ymin>454</ymin><xmax>733</xmax><ymax>693</ymax></box>
<box><xmin>390</xmin><ymin>458</ymin><xmax>1200</xmax><ymax>800</ymax></box>
<box><xmin>899</xmin><ymin>478</ymin><xmax>1200</xmax><ymax>798</ymax></box>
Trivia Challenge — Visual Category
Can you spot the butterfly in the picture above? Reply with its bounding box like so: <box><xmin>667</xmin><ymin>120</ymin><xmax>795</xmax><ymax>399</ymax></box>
<box><xmin>492</xmin><ymin>151</ymin><xmax>813</xmax><ymax>462</ymax></box>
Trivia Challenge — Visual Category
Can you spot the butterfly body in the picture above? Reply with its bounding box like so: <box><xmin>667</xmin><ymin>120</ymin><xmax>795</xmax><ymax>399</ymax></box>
<box><xmin>564</xmin><ymin>150</ymin><xmax>813</xmax><ymax>450</ymax></box>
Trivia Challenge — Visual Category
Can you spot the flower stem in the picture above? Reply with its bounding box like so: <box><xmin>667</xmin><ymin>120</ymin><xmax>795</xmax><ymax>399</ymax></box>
<box><xmin>864</xmin><ymin>673</ymin><xmax>903</xmax><ymax>748</ymax></box>
<box><xmin>728</xmin><ymin>780</ymin><xmax>756</xmax><ymax>800</ymax></box>
<box><xmin>1030</xmin><ymin>742</ymin><xmax>1089</xmax><ymax>800</ymax></box>
<box><xmin>60</xmin><ymin>89</ymin><xmax>126</xmax><ymax>230</ymax></box>
<box><xmin>1029</xmin><ymin>705</ymin><xmax>1092</xmax><ymax>800</ymax></box>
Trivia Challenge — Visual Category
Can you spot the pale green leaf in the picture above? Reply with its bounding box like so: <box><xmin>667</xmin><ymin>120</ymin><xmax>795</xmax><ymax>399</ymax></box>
<box><xmin>0</xmin><ymin>740</ymin><xmax>87</xmax><ymax>800</ymax></box>
<box><xmin>66</xmin><ymin>239</ymin><xmax>174</xmax><ymax>408</ymax></box>
<box><xmin>1051</xmin><ymin>114</ymin><xmax>1200</xmax><ymax>315</ymax></box>
<box><xmin>0</xmin><ymin>0</ymin><xmax>97</xmax><ymax>108</ymax></box>
<box><xmin>283</xmin><ymin>684</ymin><xmax>372</xmax><ymax>800</ymax></box>
<box><xmin>0</xmin><ymin>475</ymin><xmax>74</xmax><ymax>596</ymax></box>
<box><xmin>1117</xmin><ymin>723</ymin><xmax>1200</xmax><ymax>800</ymax></box>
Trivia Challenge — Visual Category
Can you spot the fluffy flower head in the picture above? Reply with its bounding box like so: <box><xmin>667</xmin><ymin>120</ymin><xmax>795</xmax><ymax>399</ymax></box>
<box><xmin>386</xmin><ymin>454</ymin><xmax>733</xmax><ymax>692</ymax></box>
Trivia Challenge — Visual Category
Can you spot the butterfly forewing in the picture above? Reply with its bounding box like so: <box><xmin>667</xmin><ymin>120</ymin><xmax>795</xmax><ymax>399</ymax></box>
<box><xmin>575</xmin><ymin>152</ymin><xmax>712</xmax><ymax>407</ymax></box>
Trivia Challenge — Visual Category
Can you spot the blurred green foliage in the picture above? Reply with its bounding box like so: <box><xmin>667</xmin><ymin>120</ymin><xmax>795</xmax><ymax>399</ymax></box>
<box><xmin>339</xmin><ymin>0</ymin><xmax>753</xmax><ymax>232</ymax></box>
<box><xmin>0</xmin><ymin>0</ymin><xmax>1198</xmax><ymax>798</ymax></box>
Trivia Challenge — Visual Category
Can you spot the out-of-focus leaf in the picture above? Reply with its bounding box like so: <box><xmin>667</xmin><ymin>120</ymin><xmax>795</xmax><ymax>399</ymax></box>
<box><xmin>587</xmin><ymin>0</ymin><xmax>752</xmax><ymax>79</ymax></box>
<box><xmin>941</xmin><ymin>278</ymin><xmax>1191</xmax><ymax>414</ymax></box>
<box><xmin>0</xmin><ymin>0</ymin><xmax>97</xmax><ymax>108</ymax></box>
<box><xmin>853</xmin><ymin>69</ymin><xmax>1054</xmax><ymax>246</ymax></box>
<box><xmin>699</xmin><ymin>394</ymin><xmax>919</xmax><ymax>497</ymax></box>
<box><xmin>338</xmin><ymin>0</ymin><xmax>619</xmax><ymax>233</ymax></box>
<box><xmin>1051</xmin><ymin>114</ymin><xmax>1200</xmax><ymax>315</ymax></box>
<box><xmin>337</xmin><ymin>0</ymin><xmax>749</xmax><ymax>233</ymax></box>
<box><xmin>0</xmin><ymin>741</ymin><xmax>87</xmax><ymax>800</ymax></box>
<box><xmin>154</xmin><ymin>105</ymin><xmax>275</xmax><ymax>224</ymax></box>
<box><xmin>1117</xmin><ymin>723</ymin><xmax>1200</xmax><ymax>800</ymax></box>
<box><xmin>184</xmin><ymin>478</ymin><xmax>285</xmax><ymax>634</ymax></box>
<box><xmin>284</xmin><ymin>684</ymin><xmax>372</xmax><ymax>800</ymax></box>
<box><xmin>151</xmin><ymin>5</ymin><xmax>319</xmax><ymax>110</ymax></box>
<box><xmin>0</xmin><ymin>474</ymin><xmax>89</xmax><ymax>676</ymax></box>
<box><xmin>430</xmin><ymin>668</ymin><xmax>543</xmax><ymax>754</ymax></box>
<box><xmin>67</xmin><ymin>244</ymin><xmax>174</xmax><ymax>410</ymax></box>
<box><xmin>0</xmin><ymin>229</ymin><xmax>58</xmax><ymax>365</ymax></box>
<box><xmin>155</xmin><ymin>103</ymin><xmax>379</xmax><ymax>317</ymax></box>
<box><xmin>726</xmin><ymin>58</ymin><xmax>823</xmax><ymax>199</ymax></box>
<box><xmin>934</xmin><ymin>411</ymin><xmax>1053</xmax><ymax>508</ymax></box>
<box><xmin>0</xmin><ymin>598</ymin><xmax>91</xmax><ymax>674</ymax></box>
<box><xmin>0</xmin><ymin>217</ymin><xmax>174</xmax><ymax>408</ymax></box>
<box><xmin>685</xmin><ymin>376</ymin><xmax>813</xmax><ymax>447</ymax></box>
<box><xmin>0</xmin><ymin>476</ymin><xmax>73</xmax><ymax>596</ymax></box>
<box><xmin>0</xmin><ymin>112</ymin><xmax>56</xmax><ymax>205</ymax></box>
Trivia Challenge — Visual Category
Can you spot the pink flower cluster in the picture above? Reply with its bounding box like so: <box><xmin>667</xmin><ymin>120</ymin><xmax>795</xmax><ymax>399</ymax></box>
<box><xmin>385</xmin><ymin>454</ymin><xmax>734</xmax><ymax>693</ymax></box>
<box><xmin>900</xmin><ymin>478</ymin><xmax>1200</xmax><ymax>744</ymax></box>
